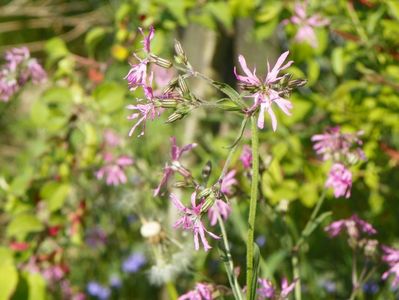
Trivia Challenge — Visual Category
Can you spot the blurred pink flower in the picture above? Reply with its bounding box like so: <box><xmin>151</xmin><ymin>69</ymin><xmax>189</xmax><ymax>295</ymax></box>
<box><xmin>154</xmin><ymin>136</ymin><xmax>197</xmax><ymax>196</ymax></box>
<box><xmin>257</xmin><ymin>277</ymin><xmax>297</xmax><ymax>299</ymax></box>
<box><xmin>103</xmin><ymin>129</ymin><xmax>122</xmax><ymax>147</ymax></box>
<box><xmin>208</xmin><ymin>199</ymin><xmax>231</xmax><ymax>226</ymax></box>
<box><xmin>171</xmin><ymin>192</ymin><xmax>220</xmax><ymax>251</ymax></box>
<box><xmin>382</xmin><ymin>246</ymin><xmax>399</xmax><ymax>287</ymax></box>
<box><xmin>240</xmin><ymin>144</ymin><xmax>252</xmax><ymax>169</ymax></box>
<box><xmin>221</xmin><ymin>170</ymin><xmax>237</xmax><ymax>196</ymax></box>
<box><xmin>151</xmin><ymin>64</ymin><xmax>175</xmax><ymax>93</ymax></box>
<box><xmin>257</xmin><ymin>278</ymin><xmax>275</xmax><ymax>298</ymax></box>
<box><xmin>325</xmin><ymin>214</ymin><xmax>377</xmax><ymax>239</ymax></box>
<box><xmin>124</xmin><ymin>26</ymin><xmax>154</xmax><ymax>91</ymax></box>
<box><xmin>1</xmin><ymin>47</ymin><xmax>46</xmax><ymax>102</ymax></box>
<box><xmin>234</xmin><ymin>51</ymin><xmax>293</xmax><ymax>131</ymax></box>
<box><xmin>179</xmin><ymin>283</ymin><xmax>213</xmax><ymax>300</ymax></box>
<box><xmin>325</xmin><ymin>163</ymin><xmax>352</xmax><ymax>198</ymax></box>
<box><xmin>284</xmin><ymin>2</ymin><xmax>329</xmax><ymax>48</ymax></box>
<box><xmin>96</xmin><ymin>153</ymin><xmax>134</xmax><ymax>186</ymax></box>
<box><xmin>311</xmin><ymin>126</ymin><xmax>365</xmax><ymax>163</ymax></box>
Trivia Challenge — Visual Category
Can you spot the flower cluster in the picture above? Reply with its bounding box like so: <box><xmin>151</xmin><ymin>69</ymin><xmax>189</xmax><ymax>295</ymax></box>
<box><xmin>325</xmin><ymin>215</ymin><xmax>379</xmax><ymax>256</ymax></box>
<box><xmin>96</xmin><ymin>130</ymin><xmax>134</xmax><ymax>186</ymax></box>
<box><xmin>257</xmin><ymin>277</ymin><xmax>297</xmax><ymax>300</ymax></box>
<box><xmin>125</xmin><ymin>27</ymin><xmax>179</xmax><ymax>137</ymax></box>
<box><xmin>0</xmin><ymin>47</ymin><xmax>46</xmax><ymax>102</ymax></box>
<box><xmin>171</xmin><ymin>192</ymin><xmax>220</xmax><ymax>251</ymax></box>
<box><xmin>325</xmin><ymin>214</ymin><xmax>377</xmax><ymax>239</ymax></box>
<box><xmin>283</xmin><ymin>1</ymin><xmax>329</xmax><ymax>48</ymax></box>
<box><xmin>381</xmin><ymin>246</ymin><xmax>399</xmax><ymax>287</ymax></box>
<box><xmin>312</xmin><ymin>126</ymin><xmax>365</xmax><ymax>198</ymax></box>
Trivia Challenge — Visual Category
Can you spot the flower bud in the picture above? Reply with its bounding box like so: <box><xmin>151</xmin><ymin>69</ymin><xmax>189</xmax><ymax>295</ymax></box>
<box><xmin>200</xmin><ymin>192</ymin><xmax>216</xmax><ymax>214</ymax></box>
<box><xmin>174</xmin><ymin>40</ymin><xmax>188</xmax><ymax>64</ymax></box>
<box><xmin>167</xmin><ymin>112</ymin><xmax>184</xmax><ymax>123</ymax></box>
<box><xmin>149</xmin><ymin>54</ymin><xmax>172</xmax><ymax>68</ymax></box>
<box><xmin>197</xmin><ymin>188</ymin><xmax>212</xmax><ymax>200</ymax></box>
<box><xmin>158</xmin><ymin>99</ymin><xmax>178</xmax><ymax>108</ymax></box>
<box><xmin>178</xmin><ymin>76</ymin><xmax>189</xmax><ymax>96</ymax></box>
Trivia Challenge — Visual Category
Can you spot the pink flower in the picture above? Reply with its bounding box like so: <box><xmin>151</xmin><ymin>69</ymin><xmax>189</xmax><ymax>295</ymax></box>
<box><xmin>284</xmin><ymin>2</ymin><xmax>329</xmax><ymax>48</ymax></box>
<box><xmin>240</xmin><ymin>145</ymin><xmax>252</xmax><ymax>169</ymax></box>
<box><xmin>324</xmin><ymin>214</ymin><xmax>377</xmax><ymax>239</ymax></box>
<box><xmin>124</xmin><ymin>26</ymin><xmax>154</xmax><ymax>91</ymax></box>
<box><xmin>126</xmin><ymin>82</ymin><xmax>163</xmax><ymax>137</ymax></box>
<box><xmin>179</xmin><ymin>283</ymin><xmax>213</xmax><ymax>300</ymax></box>
<box><xmin>311</xmin><ymin>126</ymin><xmax>365</xmax><ymax>163</ymax></box>
<box><xmin>5</xmin><ymin>47</ymin><xmax>30</xmax><ymax>71</ymax></box>
<box><xmin>382</xmin><ymin>246</ymin><xmax>399</xmax><ymax>287</ymax></box>
<box><xmin>257</xmin><ymin>278</ymin><xmax>275</xmax><ymax>299</ymax></box>
<box><xmin>208</xmin><ymin>199</ymin><xmax>231</xmax><ymax>226</ymax></box>
<box><xmin>325</xmin><ymin>163</ymin><xmax>352</xmax><ymax>198</ymax></box>
<box><xmin>221</xmin><ymin>170</ymin><xmax>237</xmax><ymax>196</ymax></box>
<box><xmin>0</xmin><ymin>71</ymin><xmax>18</xmax><ymax>102</ymax></box>
<box><xmin>151</xmin><ymin>64</ymin><xmax>175</xmax><ymax>93</ymax></box>
<box><xmin>96</xmin><ymin>153</ymin><xmax>134</xmax><ymax>186</ymax></box>
<box><xmin>170</xmin><ymin>192</ymin><xmax>220</xmax><ymax>251</ymax></box>
<box><xmin>0</xmin><ymin>47</ymin><xmax>46</xmax><ymax>102</ymax></box>
<box><xmin>280</xmin><ymin>278</ymin><xmax>297</xmax><ymax>298</ymax></box>
<box><xmin>154</xmin><ymin>136</ymin><xmax>197</xmax><ymax>196</ymax></box>
<box><xmin>103</xmin><ymin>129</ymin><xmax>122</xmax><ymax>147</ymax></box>
<box><xmin>257</xmin><ymin>277</ymin><xmax>297</xmax><ymax>299</ymax></box>
<box><xmin>27</xmin><ymin>59</ymin><xmax>46</xmax><ymax>84</ymax></box>
<box><xmin>234</xmin><ymin>51</ymin><xmax>294</xmax><ymax>131</ymax></box>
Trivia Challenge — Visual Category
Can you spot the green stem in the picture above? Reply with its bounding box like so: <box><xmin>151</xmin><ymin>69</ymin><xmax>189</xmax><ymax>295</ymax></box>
<box><xmin>349</xmin><ymin>248</ymin><xmax>359</xmax><ymax>300</ymax></box>
<box><xmin>246</xmin><ymin>116</ymin><xmax>260</xmax><ymax>300</ymax></box>
<box><xmin>292</xmin><ymin>190</ymin><xmax>327</xmax><ymax>300</ymax></box>
<box><xmin>292</xmin><ymin>254</ymin><xmax>301</xmax><ymax>300</ymax></box>
<box><xmin>218</xmin><ymin>215</ymin><xmax>243</xmax><ymax>300</ymax></box>
<box><xmin>166</xmin><ymin>281</ymin><xmax>179</xmax><ymax>300</ymax></box>
<box><xmin>295</xmin><ymin>190</ymin><xmax>327</xmax><ymax>249</ymax></box>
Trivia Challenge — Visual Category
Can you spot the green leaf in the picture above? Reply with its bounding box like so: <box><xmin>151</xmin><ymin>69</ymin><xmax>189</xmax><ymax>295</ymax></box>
<box><xmin>7</xmin><ymin>213</ymin><xmax>44</xmax><ymax>238</ymax></box>
<box><xmin>254</xmin><ymin>18</ymin><xmax>279</xmax><ymax>40</ymax></box>
<box><xmin>210</xmin><ymin>80</ymin><xmax>246</xmax><ymax>109</ymax></box>
<box><xmin>332</xmin><ymin>47</ymin><xmax>345</xmax><ymax>76</ymax></box>
<box><xmin>386</xmin><ymin>0</ymin><xmax>399</xmax><ymax>20</ymax></box>
<box><xmin>206</xmin><ymin>2</ymin><xmax>233</xmax><ymax>31</ymax></box>
<box><xmin>40</xmin><ymin>182</ymin><xmax>70</xmax><ymax>212</ymax></box>
<box><xmin>0</xmin><ymin>247</ymin><xmax>18</xmax><ymax>300</ymax></box>
<box><xmin>45</xmin><ymin>38</ymin><xmax>69</xmax><ymax>66</ymax></box>
<box><xmin>9</xmin><ymin>168</ymin><xmax>33</xmax><ymax>197</ymax></box>
<box><xmin>307</xmin><ymin>59</ymin><xmax>320</xmax><ymax>86</ymax></box>
<box><xmin>25</xmin><ymin>272</ymin><xmax>46</xmax><ymax>300</ymax></box>
<box><xmin>93</xmin><ymin>82</ymin><xmax>126</xmax><ymax>113</ymax></box>
<box><xmin>85</xmin><ymin>27</ymin><xmax>107</xmax><ymax>57</ymax></box>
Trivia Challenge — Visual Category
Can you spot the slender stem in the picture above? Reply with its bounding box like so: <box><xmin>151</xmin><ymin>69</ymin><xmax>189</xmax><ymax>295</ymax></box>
<box><xmin>166</xmin><ymin>281</ymin><xmax>179</xmax><ymax>300</ymax></box>
<box><xmin>349</xmin><ymin>248</ymin><xmax>359</xmax><ymax>300</ymax></box>
<box><xmin>292</xmin><ymin>190</ymin><xmax>327</xmax><ymax>300</ymax></box>
<box><xmin>218</xmin><ymin>117</ymin><xmax>248</xmax><ymax>182</ymax></box>
<box><xmin>292</xmin><ymin>254</ymin><xmax>301</xmax><ymax>300</ymax></box>
<box><xmin>218</xmin><ymin>215</ymin><xmax>243</xmax><ymax>300</ymax></box>
<box><xmin>295</xmin><ymin>190</ymin><xmax>327</xmax><ymax>249</ymax></box>
<box><xmin>246</xmin><ymin>116</ymin><xmax>260</xmax><ymax>300</ymax></box>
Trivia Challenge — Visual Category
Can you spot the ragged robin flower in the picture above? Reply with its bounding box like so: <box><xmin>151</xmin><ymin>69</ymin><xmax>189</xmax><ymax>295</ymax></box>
<box><xmin>234</xmin><ymin>51</ymin><xmax>305</xmax><ymax>131</ymax></box>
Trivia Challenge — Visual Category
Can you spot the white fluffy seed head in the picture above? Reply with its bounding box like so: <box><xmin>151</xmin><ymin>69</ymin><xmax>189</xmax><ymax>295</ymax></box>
<box><xmin>140</xmin><ymin>221</ymin><xmax>161</xmax><ymax>238</ymax></box>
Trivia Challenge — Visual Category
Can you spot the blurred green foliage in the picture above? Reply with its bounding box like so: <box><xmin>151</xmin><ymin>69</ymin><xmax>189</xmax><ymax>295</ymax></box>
<box><xmin>1</xmin><ymin>0</ymin><xmax>399</xmax><ymax>299</ymax></box>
